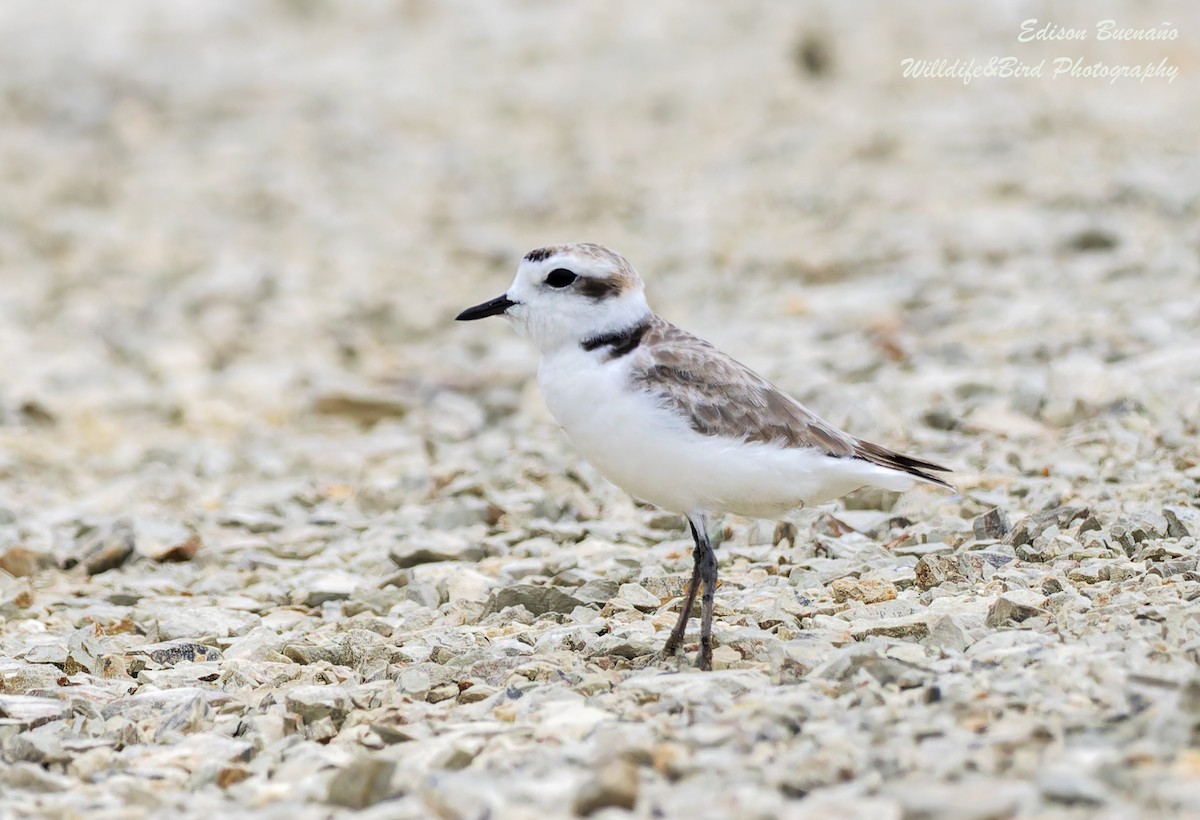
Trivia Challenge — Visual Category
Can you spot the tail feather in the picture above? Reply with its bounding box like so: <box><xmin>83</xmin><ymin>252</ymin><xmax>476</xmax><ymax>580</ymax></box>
<box><xmin>852</xmin><ymin>440</ymin><xmax>954</xmax><ymax>490</ymax></box>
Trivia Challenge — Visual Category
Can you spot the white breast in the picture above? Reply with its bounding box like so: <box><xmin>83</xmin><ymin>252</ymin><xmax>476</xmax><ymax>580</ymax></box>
<box><xmin>536</xmin><ymin>347</ymin><xmax>916</xmax><ymax>519</ymax></box>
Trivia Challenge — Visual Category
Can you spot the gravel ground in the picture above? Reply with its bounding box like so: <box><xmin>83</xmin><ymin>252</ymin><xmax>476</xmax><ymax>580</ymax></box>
<box><xmin>2</xmin><ymin>2</ymin><xmax>1199</xmax><ymax>818</ymax></box>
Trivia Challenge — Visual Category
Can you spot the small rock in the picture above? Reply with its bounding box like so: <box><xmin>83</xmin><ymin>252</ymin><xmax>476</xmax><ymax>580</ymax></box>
<box><xmin>592</xmin><ymin>633</ymin><xmax>658</xmax><ymax>660</ymax></box>
<box><xmin>63</xmin><ymin>519</ymin><xmax>135</xmax><ymax>575</ymax></box>
<box><xmin>575</xmin><ymin>579</ymin><xmax>620</xmax><ymax>606</ymax></box>
<box><xmin>135</xmin><ymin>518</ymin><xmax>202</xmax><ymax>562</ymax></box>
<box><xmin>973</xmin><ymin>508</ymin><xmax>1011</xmax><ymax>540</ymax></box>
<box><xmin>813</xmin><ymin>646</ymin><xmax>928</xmax><ymax>688</ymax></box>
<box><xmin>1039</xmin><ymin>769</ymin><xmax>1109</xmax><ymax>805</ymax></box>
<box><xmin>443</xmin><ymin>568</ymin><xmax>495</xmax><ymax>604</ymax></box>
<box><xmin>894</xmin><ymin>541</ymin><xmax>954</xmax><ymax>558</ymax></box>
<box><xmin>101</xmin><ymin>688</ymin><xmax>227</xmax><ymax>722</ymax></box>
<box><xmin>0</xmin><ymin>582</ymin><xmax>34</xmax><ymax>615</ymax></box>
<box><xmin>5</xmin><ymin>729</ymin><xmax>69</xmax><ymax>765</ymax></box>
<box><xmin>986</xmin><ymin>594</ymin><xmax>1047</xmax><ymax>628</ymax></box>
<box><xmin>710</xmin><ymin>645</ymin><xmax>742</xmax><ymax>669</ymax></box>
<box><xmin>0</xmin><ymin>695</ymin><xmax>72</xmax><ymax>728</ymax></box>
<box><xmin>1063</xmin><ymin>227</ymin><xmax>1119</xmax><ymax>253</ymax></box>
<box><xmin>915</xmin><ymin>551</ymin><xmax>1014</xmax><ymax>590</ymax></box>
<box><xmin>1006</xmin><ymin>506</ymin><xmax>1089</xmax><ymax>548</ymax></box>
<box><xmin>1016</xmin><ymin>535</ymin><xmax>1069</xmax><ymax>563</ymax></box>
<box><xmin>22</xmin><ymin>645</ymin><xmax>68</xmax><ymax>666</ymax></box>
<box><xmin>652</xmin><ymin>742</ymin><xmax>690</xmax><ymax>781</ymax></box>
<box><xmin>296</xmin><ymin>571</ymin><xmax>361</xmax><ymax>607</ymax></box>
<box><xmin>573</xmin><ymin>759</ymin><xmax>639</xmax><ymax>816</ymax></box>
<box><xmin>850</xmin><ymin>614</ymin><xmax>929</xmax><ymax>641</ymax></box>
<box><xmin>1163</xmin><ymin>506</ymin><xmax>1197</xmax><ymax>539</ymax></box>
<box><xmin>312</xmin><ymin>384</ymin><xmax>413</xmax><ymax>423</ymax></box>
<box><xmin>483</xmin><ymin>584</ymin><xmax>586</xmax><ymax>617</ymax></box>
<box><xmin>153</xmin><ymin>535</ymin><xmax>202</xmax><ymax>562</ymax></box>
<box><xmin>0</xmin><ymin>546</ymin><xmax>55</xmax><ymax>577</ymax></box>
<box><xmin>139</xmin><ymin>641</ymin><xmax>223</xmax><ymax>666</ymax></box>
<box><xmin>831</xmin><ymin>578</ymin><xmax>897</xmax><ymax>604</ymax></box>
<box><xmin>424</xmin><ymin>497</ymin><xmax>503</xmax><ymax>530</ymax></box>
<box><xmin>1146</xmin><ymin>558</ymin><xmax>1197</xmax><ymax>578</ymax></box>
<box><xmin>327</xmin><ymin>758</ymin><xmax>399</xmax><ymax>809</ymax></box>
<box><xmin>398</xmin><ymin>666</ymin><xmax>433</xmax><ymax>697</ymax></box>
<box><xmin>285</xmin><ymin>685</ymin><xmax>352</xmax><ymax>725</ymax></box>
<box><xmin>616</xmin><ymin>583</ymin><xmax>661</xmax><ymax>612</ymax></box>
<box><xmin>427</xmin><ymin>683</ymin><xmax>458</xmax><ymax>703</ymax></box>
<box><xmin>0</xmin><ymin>760</ymin><xmax>71</xmax><ymax>793</ymax></box>
<box><xmin>914</xmin><ymin>556</ymin><xmax>963</xmax><ymax>590</ymax></box>
<box><xmin>0</xmin><ymin>665</ymin><xmax>60</xmax><ymax>693</ymax></box>
<box><xmin>457</xmin><ymin>683</ymin><xmax>496</xmax><ymax>704</ymax></box>
<box><xmin>215</xmin><ymin>767</ymin><xmax>251</xmax><ymax>789</ymax></box>
<box><xmin>1109</xmin><ymin>514</ymin><xmax>1163</xmax><ymax>554</ymax></box>
<box><xmin>645</xmin><ymin>511</ymin><xmax>684</xmax><ymax>531</ymax></box>
<box><xmin>218</xmin><ymin>508</ymin><xmax>284</xmax><ymax>533</ymax></box>
<box><xmin>843</xmin><ymin>487</ymin><xmax>902</xmax><ymax>511</ymax></box>
<box><xmin>883</xmin><ymin>778</ymin><xmax>1032</xmax><ymax>820</ymax></box>
<box><xmin>773</xmin><ymin>520</ymin><xmax>798</xmax><ymax>547</ymax></box>
<box><xmin>390</xmin><ymin>533</ymin><xmax>485</xmax><ymax>568</ymax></box>
<box><xmin>1067</xmin><ymin>561</ymin><xmax>1108</xmax><ymax>584</ymax></box>
<box><xmin>925</xmin><ymin>615</ymin><xmax>971</xmax><ymax>653</ymax></box>
<box><xmin>154</xmin><ymin>606</ymin><xmax>259</xmax><ymax>640</ymax></box>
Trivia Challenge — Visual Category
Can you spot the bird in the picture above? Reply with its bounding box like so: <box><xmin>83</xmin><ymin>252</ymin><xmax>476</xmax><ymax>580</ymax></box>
<box><xmin>456</xmin><ymin>243</ymin><xmax>951</xmax><ymax>670</ymax></box>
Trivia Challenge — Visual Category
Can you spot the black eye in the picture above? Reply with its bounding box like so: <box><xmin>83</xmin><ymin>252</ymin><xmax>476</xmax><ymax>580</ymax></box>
<box><xmin>545</xmin><ymin>268</ymin><xmax>578</xmax><ymax>288</ymax></box>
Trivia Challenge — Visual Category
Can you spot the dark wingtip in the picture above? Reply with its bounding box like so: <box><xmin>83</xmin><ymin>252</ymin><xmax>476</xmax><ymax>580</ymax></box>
<box><xmin>854</xmin><ymin>441</ymin><xmax>954</xmax><ymax>490</ymax></box>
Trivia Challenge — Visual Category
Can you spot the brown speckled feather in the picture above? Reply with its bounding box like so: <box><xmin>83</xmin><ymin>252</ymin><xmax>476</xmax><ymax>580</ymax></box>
<box><xmin>629</xmin><ymin>317</ymin><xmax>952</xmax><ymax>487</ymax></box>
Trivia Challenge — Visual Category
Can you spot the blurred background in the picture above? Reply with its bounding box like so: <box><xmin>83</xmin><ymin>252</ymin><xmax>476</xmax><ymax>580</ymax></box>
<box><xmin>1</xmin><ymin>0</ymin><xmax>1197</xmax><ymax>466</ymax></box>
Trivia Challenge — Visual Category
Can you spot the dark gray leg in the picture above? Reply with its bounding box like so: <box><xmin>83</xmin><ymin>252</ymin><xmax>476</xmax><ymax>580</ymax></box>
<box><xmin>695</xmin><ymin>518</ymin><xmax>718</xmax><ymax>671</ymax></box>
<box><xmin>663</xmin><ymin>519</ymin><xmax>704</xmax><ymax>657</ymax></box>
<box><xmin>662</xmin><ymin>515</ymin><xmax>717</xmax><ymax>670</ymax></box>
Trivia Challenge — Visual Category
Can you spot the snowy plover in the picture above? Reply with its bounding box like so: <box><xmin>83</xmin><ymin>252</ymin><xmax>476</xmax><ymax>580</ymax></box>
<box><xmin>457</xmin><ymin>243</ymin><xmax>951</xmax><ymax>670</ymax></box>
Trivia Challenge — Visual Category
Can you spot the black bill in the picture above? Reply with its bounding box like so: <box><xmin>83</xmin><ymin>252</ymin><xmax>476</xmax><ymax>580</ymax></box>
<box><xmin>455</xmin><ymin>294</ymin><xmax>516</xmax><ymax>321</ymax></box>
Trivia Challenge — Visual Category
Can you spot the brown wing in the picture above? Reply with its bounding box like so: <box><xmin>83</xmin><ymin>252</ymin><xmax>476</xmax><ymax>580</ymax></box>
<box><xmin>631</xmin><ymin>319</ymin><xmax>858</xmax><ymax>454</ymax></box>
<box><xmin>631</xmin><ymin>318</ymin><xmax>953</xmax><ymax>488</ymax></box>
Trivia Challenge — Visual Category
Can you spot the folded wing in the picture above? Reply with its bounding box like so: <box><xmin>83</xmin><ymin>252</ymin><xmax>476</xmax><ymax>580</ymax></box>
<box><xmin>631</xmin><ymin>318</ymin><xmax>952</xmax><ymax>489</ymax></box>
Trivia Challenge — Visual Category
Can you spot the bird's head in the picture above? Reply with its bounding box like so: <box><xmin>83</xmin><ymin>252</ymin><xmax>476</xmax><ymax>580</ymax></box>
<box><xmin>456</xmin><ymin>243</ymin><xmax>651</xmax><ymax>353</ymax></box>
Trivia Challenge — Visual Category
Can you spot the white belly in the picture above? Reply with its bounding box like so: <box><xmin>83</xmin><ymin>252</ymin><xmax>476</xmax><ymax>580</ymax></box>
<box><xmin>537</xmin><ymin>350</ymin><xmax>914</xmax><ymax>518</ymax></box>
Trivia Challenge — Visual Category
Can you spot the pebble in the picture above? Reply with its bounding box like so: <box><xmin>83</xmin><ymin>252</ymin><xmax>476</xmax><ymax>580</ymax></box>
<box><xmin>285</xmin><ymin>686</ymin><xmax>353</xmax><ymax>725</ymax></box>
<box><xmin>0</xmin><ymin>695</ymin><xmax>72</xmax><ymax>727</ymax></box>
<box><xmin>850</xmin><ymin>614</ymin><xmax>930</xmax><ymax>641</ymax></box>
<box><xmin>973</xmin><ymin>507</ymin><xmax>1011</xmax><ymax>540</ymax></box>
<box><xmin>483</xmin><ymin>584</ymin><xmax>587</xmax><ymax>616</ymax></box>
<box><xmin>572</xmin><ymin>759</ymin><xmax>639</xmax><ymax>816</ymax></box>
<box><xmin>882</xmin><ymin>778</ymin><xmax>1033</xmax><ymax>819</ymax></box>
<box><xmin>134</xmin><ymin>518</ymin><xmax>201</xmax><ymax>563</ymax></box>
<box><xmin>62</xmin><ymin>519</ymin><xmax>135</xmax><ymax>575</ymax></box>
<box><xmin>390</xmin><ymin>533</ymin><xmax>486</xmax><ymax>568</ymax></box>
<box><xmin>0</xmin><ymin>546</ymin><xmax>55</xmax><ymax>578</ymax></box>
<box><xmin>924</xmin><ymin>614</ymin><xmax>971</xmax><ymax>654</ymax></box>
<box><xmin>615</xmin><ymin>583</ymin><xmax>662</xmax><ymax>612</ymax></box>
<box><xmin>985</xmin><ymin>594</ymin><xmax>1048</xmax><ymax>628</ymax></box>
<box><xmin>293</xmin><ymin>570</ymin><xmax>361</xmax><ymax>607</ymax></box>
<box><xmin>831</xmin><ymin>577</ymin><xmax>897</xmax><ymax>604</ymax></box>
<box><xmin>327</xmin><ymin>757</ymin><xmax>399</xmax><ymax>809</ymax></box>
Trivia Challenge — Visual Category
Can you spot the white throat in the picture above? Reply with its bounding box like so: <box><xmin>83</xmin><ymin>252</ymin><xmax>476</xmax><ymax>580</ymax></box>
<box><xmin>510</xmin><ymin>291</ymin><xmax>653</xmax><ymax>355</ymax></box>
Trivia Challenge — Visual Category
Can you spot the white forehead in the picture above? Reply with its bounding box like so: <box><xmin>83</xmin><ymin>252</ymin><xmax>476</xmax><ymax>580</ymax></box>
<box><xmin>515</xmin><ymin>243</ymin><xmax>643</xmax><ymax>293</ymax></box>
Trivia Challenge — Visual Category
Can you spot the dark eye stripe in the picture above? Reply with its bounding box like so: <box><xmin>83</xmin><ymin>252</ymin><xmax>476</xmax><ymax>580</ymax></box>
<box><xmin>575</xmin><ymin>276</ymin><xmax>621</xmax><ymax>300</ymax></box>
